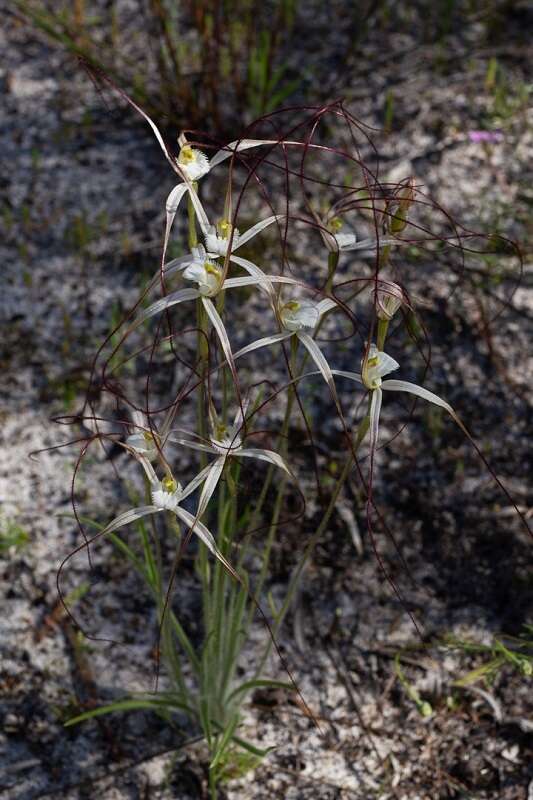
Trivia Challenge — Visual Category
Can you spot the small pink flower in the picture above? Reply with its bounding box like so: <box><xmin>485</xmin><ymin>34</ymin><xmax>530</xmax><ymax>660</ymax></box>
<box><xmin>468</xmin><ymin>130</ymin><xmax>504</xmax><ymax>144</ymax></box>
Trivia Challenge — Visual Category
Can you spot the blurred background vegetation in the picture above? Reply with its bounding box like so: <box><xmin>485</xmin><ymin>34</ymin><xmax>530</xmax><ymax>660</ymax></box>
<box><xmin>13</xmin><ymin>0</ymin><xmax>533</xmax><ymax>136</ymax></box>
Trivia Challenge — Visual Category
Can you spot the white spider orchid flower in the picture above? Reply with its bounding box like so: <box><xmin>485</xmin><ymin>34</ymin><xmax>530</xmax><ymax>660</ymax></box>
<box><xmin>150</xmin><ymin>197</ymin><xmax>284</xmax><ymax>290</ymax></box>
<box><xmin>317</xmin><ymin>214</ymin><xmax>401</xmax><ymax>254</ymax></box>
<box><xmin>122</xmin><ymin>93</ymin><xmax>287</xmax><ymax>264</ymax></box>
<box><xmin>132</xmin><ymin>243</ymin><xmax>298</xmax><ymax>382</ymax></box>
<box><xmin>89</xmin><ymin>456</ymin><xmax>237</xmax><ymax>577</ymax></box>
<box><xmin>125</xmin><ymin>408</ymin><xmax>177</xmax><ymax>464</ymax></box>
<box><xmin>231</xmin><ymin>294</ymin><xmax>342</xmax><ymax>412</ymax></box>
<box><xmin>169</xmin><ymin>401</ymin><xmax>290</xmax><ymax>515</ymax></box>
<box><xmin>173</xmin><ymin>186</ymin><xmax>284</xmax><ymax>272</ymax></box>
<box><xmin>176</xmin><ymin>136</ymin><xmax>210</xmax><ymax>181</ymax></box>
<box><xmin>332</xmin><ymin>344</ymin><xmax>458</xmax><ymax>469</ymax></box>
<box><xmin>126</xmin><ymin>427</ymin><xmax>161</xmax><ymax>462</ymax></box>
<box><xmin>163</xmin><ymin>130</ymin><xmax>292</xmax><ymax>264</ymax></box>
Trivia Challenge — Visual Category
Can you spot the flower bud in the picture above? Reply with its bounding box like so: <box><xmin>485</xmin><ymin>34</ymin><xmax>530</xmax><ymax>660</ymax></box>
<box><xmin>388</xmin><ymin>177</ymin><xmax>416</xmax><ymax>234</ymax></box>
<box><xmin>375</xmin><ymin>281</ymin><xmax>404</xmax><ymax>321</ymax></box>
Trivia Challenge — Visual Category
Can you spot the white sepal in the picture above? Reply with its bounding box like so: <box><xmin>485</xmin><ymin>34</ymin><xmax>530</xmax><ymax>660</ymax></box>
<box><xmin>331</xmin><ymin>369</ymin><xmax>363</xmax><ymax>384</ymax></box>
<box><xmin>202</xmin><ymin>297</ymin><xmax>237</xmax><ymax>380</ymax></box>
<box><xmin>368</xmin><ymin>386</ymin><xmax>383</xmax><ymax>455</ymax></box>
<box><xmin>197</xmin><ymin>457</ymin><xmax>226</xmax><ymax>517</ymax></box>
<box><xmin>297</xmin><ymin>331</ymin><xmax>341</xmax><ymax>412</ymax></box>
<box><xmin>174</xmin><ymin>506</ymin><xmax>238</xmax><ymax>579</ymax></box>
<box><xmin>381</xmin><ymin>379</ymin><xmax>454</xmax><ymax>415</ymax></box>
<box><xmin>233</xmin><ymin>332</ymin><xmax>292</xmax><ymax>362</ymax></box>
<box><xmin>237</xmin><ymin>448</ymin><xmax>290</xmax><ymax>474</ymax></box>
<box><xmin>131</xmin><ymin>288</ymin><xmax>201</xmax><ymax>330</ymax></box>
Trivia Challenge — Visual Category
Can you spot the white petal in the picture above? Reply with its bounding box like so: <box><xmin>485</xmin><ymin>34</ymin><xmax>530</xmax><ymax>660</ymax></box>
<box><xmin>162</xmin><ymin>183</ymin><xmax>188</xmax><ymax>266</ymax></box>
<box><xmin>223</xmin><ymin>275</ymin><xmax>298</xmax><ymax>290</ymax></box>
<box><xmin>341</xmin><ymin>237</ymin><xmax>403</xmax><ymax>252</ymax></box>
<box><xmin>235</xmin><ymin>215</ymin><xmax>283</xmax><ymax>249</ymax></box>
<box><xmin>99</xmin><ymin>506</ymin><xmax>163</xmax><ymax>537</ymax></box>
<box><xmin>205</xmin><ymin>231</ymin><xmax>228</xmax><ymax>256</ymax></box>
<box><xmin>382</xmin><ymin>380</ymin><xmax>454</xmax><ymax>415</ymax></box>
<box><xmin>131</xmin><ymin>288</ymin><xmax>200</xmax><ymax>330</ymax></box>
<box><xmin>152</xmin><ymin>487</ymin><xmax>181</xmax><ymax>511</ymax></box>
<box><xmin>297</xmin><ymin>332</ymin><xmax>341</xmax><ymax>411</ymax></box>
<box><xmin>331</xmin><ymin>369</ymin><xmax>363</xmax><ymax>384</ymax></box>
<box><xmin>121</xmin><ymin>95</ymin><xmax>179</xmax><ymax>173</ymax></box>
<box><xmin>375</xmin><ymin>351</ymin><xmax>400</xmax><ymax>379</ymax></box>
<box><xmin>202</xmin><ymin>297</ymin><xmax>237</xmax><ymax>380</ymax></box>
<box><xmin>231</xmin><ymin>397</ymin><xmax>250</xmax><ymax>430</ymax></box>
<box><xmin>281</xmin><ymin>300</ymin><xmax>320</xmax><ymax>332</ymax></box>
<box><xmin>160</xmin><ymin>254</ymin><xmax>197</xmax><ymax>282</ymax></box>
<box><xmin>174</xmin><ymin>506</ymin><xmax>238</xmax><ymax>579</ymax></box>
<box><xmin>210</xmin><ymin>139</ymin><xmax>278</xmax><ymax>168</ymax></box>
<box><xmin>230</xmin><ymin>254</ymin><xmax>299</xmax><ymax>291</ymax></box>
<box><xmin>210</xmin><ymin>138</ymin><xmax>326</xmax><ymax>168</ymax></box>
<box><xmin>233</xmin><ymin>332</ymin><xmax>292</xmax><ymax>361</ymax></box>
<box><xmin>183</xmin><ymin>260</ymin><xmax>208</xmax><ymax>283</ymax></box>
<box><xmin>125</xmin><ymin>433</ymin><xmax>158</xmax><ymax>460</ymax></box>
<box><xmin>229</xmin><ymin>254</ymin><xmax>267</xmax><ymax>280</ymax></box>
<box><xmin>166</xmin><ymin>183</ymin><xmax>188</xmax><ymax>215</ymax></box>
<box><xmin>335</xmin><ymin>231</ymin><xmax>358</xmax><ymax>249</ymax></box>
<box><xmin>181</xmin><ymin>463</ymin><xmax>216</xmax><ymax>501</ymax></box>
<box><xmin>197</xmin><ymin>458</ymin><xmax>225</xmax><ymax>516</ymax></box>
<box><xmin>186</xmin><ymin>187</ymin><xmax>210</xmax><ymax>237</ymax></box>
<box><xmin>168</xmin><ymin>437</ymin><xmax>217</xmax><ymax>456</ymax></box>
<box><xmin>238</xmin><ymin>448</ymin><xmax>290</xmax><ymax>474</ymax></box>
<box><xmin>369</xmin><ymin>387</ymin><xmax>383</xmax><ymax>455</ymax></box>
<box><xmin>179</xmin><ymin>149</ymin><xmax>210</xmax><ymax>181</ymax></box>
<box><xmin>316</xmin><ymin>298</ymin><xmax>338</xmax><ymax>317</ymax></box>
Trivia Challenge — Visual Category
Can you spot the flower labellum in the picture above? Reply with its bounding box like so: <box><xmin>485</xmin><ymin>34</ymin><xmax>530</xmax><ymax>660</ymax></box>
<box><xmin>210</xmin><ymin>423</ymin><xmax>243</xmax><ymax>454</ymax></box>
<box><xmin>279</xmin><ymin>299</ymin><xmax>320</xmax><ymax>332</ymax></box>
<box><xmin>183</xmin><ymin>258</ymin><xmax>223</xmax><ymax>297</ymax></box>
<box><xmin>205</xmin><ymin>219</ymin><xmax>241</xmax><ymax>256</ymax></box>
<box><xmin>177</xmin><ymin>143</ymin><xmax>210</xmax><ymax>181</ymax></box>
<box><xmin>126</xmin><ymin>429</ymin><xmax>161</xmax><ymax>460</ymax></box>
<box><xmin>151</xmin><ymin>475</ymin><xmax>183</xmax><ymax>511</ymax></box>
<box><xmin>361</xmin><ymin>344</ymin><xmax>399</xmax><ymax>390</ymax></box>
<box><xmin>324</xmin><ymin>216</ymin><xmax>357</xmax><ymax>251</ymax></box>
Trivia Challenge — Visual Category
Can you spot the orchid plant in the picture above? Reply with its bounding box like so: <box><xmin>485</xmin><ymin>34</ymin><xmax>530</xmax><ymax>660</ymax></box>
<box><xmin>60</xmin><ymin>93</ymin><xmax>528</xmax><ymax>799</ymax></box>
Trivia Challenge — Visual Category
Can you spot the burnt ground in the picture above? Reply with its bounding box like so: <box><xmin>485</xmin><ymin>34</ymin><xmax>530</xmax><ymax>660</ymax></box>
<box><xmin>1</xmin><ymin>3</ymin><xmax>532</xmax><ymax>799</ymax></box>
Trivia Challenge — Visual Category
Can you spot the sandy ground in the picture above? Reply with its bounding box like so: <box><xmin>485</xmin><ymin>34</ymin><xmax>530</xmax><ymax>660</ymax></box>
<box><xmin>1</xmin><ymin>3</ymin><xmax>532</xmax><ymax>799</ymax></box>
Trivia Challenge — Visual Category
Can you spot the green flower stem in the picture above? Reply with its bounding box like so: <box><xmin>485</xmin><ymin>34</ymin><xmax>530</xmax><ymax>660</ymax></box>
<box><xmin>195</xmin><ymin>294</ymin><xmax>212</xmax><ymax>636</ymax></box>
<box><xmin>209</xmin><ymin>769</ymin><xmax>217</xmax><ymax>800</ymax></box>
<box><xmin>326</xmin><ymin>249</ymin><xmax>339</xmax><ymax>293</ymax></box>
<box><xmin>377</xmin><ymin>318</ymin><xmax>389</xmax><ymax>351</ymax></box>
<box><xmin>212</xmin><ymin>475</ymin><xmax>229</xmax><ymax>693</ymax></box>
<box><xmin>245</xmin><ymin>276</ymin><xmax>340</xmax><ymax>536</ymax></box>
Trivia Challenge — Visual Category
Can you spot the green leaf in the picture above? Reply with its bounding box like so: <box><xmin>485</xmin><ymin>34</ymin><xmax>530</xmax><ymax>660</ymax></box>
<box><xmin>64</xmin><ymin>694</ymin><xmax>193</xmax><ymax>727</ymax></box>
<box><xmin>453</xmin><ymin>658</ymin><xmax>504</xmax><ymax>687</ymax></box>
<box><xmin>210</xmin><ymin>714</ymin><xmax>240</xmax><ymax>771</ymax></box>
